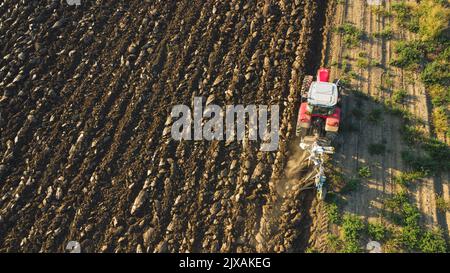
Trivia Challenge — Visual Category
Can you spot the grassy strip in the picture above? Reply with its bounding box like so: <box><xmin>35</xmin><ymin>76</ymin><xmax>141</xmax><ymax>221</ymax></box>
<box><xmin>322</xmin><ymin>0</ymin><xmax>450</xmax><ymax>253</ymax></box>
<box><xmin>390</xmin><ymin>0</ymin><xmax>450</xmax><ymax>140</ymax></box>
<box><xmin>324</xmin><ymin>188</ymin><xmax>448</xmax><ymax>252</ymax></box>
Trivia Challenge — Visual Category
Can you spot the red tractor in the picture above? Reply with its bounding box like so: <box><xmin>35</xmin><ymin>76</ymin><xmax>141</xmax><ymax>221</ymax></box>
<box><xmin>296</xmin><ymin>68</ymin><xmax>341</xmax><ymax>144</ymax></box>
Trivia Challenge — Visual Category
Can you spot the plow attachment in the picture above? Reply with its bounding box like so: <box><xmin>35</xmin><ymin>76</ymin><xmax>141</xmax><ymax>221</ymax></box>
<box><xmin>298</xmin><ymin>137</ymin><xmax>334</xmax><ymax>200</ymax></box>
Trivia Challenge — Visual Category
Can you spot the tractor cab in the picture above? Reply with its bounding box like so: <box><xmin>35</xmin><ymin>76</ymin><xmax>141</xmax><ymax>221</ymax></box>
<box><xmin>297</xmin><ymin>68</ymin><xmax>342</xmax><ymax>142</ymax></box>
<box><xmin>306</xmin><ymin>81</ymin><xmax>339</xmax><ymax>116</ymax></box>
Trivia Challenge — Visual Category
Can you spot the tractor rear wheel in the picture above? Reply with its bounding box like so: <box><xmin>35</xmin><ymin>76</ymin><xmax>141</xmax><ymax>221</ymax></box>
<box><xmin>300</xmin><ymin>75</ymin><xmax>313</xmax><ymax>102</ymax></box>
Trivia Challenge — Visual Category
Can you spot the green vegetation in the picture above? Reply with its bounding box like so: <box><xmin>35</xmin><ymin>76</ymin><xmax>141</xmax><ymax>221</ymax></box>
<box><xmin>374</xmin><ymin>26</ymin><xmax>394</xmax><ymax>40</ymax></box>
<box><xmin>419</xmin><ymin>229</ymin><xmax>447</xmax><ymax>253</ymax></box>
<box><xmin>367</xmin><ymin>222</ymin><xmax>388</xmax><ymax>241</ymax></box>
<box><xmin>383</xmin><ymin>191</ymin><xmax>448</xmax><ymax>252</ymax></box>
<box><xmin>401</xmin><ymin>150</ymin><xmax>436</xmax><ymax>174</ymax></box>
<box><xmin>429</xmin><ymin>85</ymin><xmax>450</xmax><ymax>107</ymax></box>
<box><xmin>324</xmin><ymin>176</ymin><xmax>449</xmax><ymax>252</ymax></box>
<box><xmin>384</xmin><ymin>87</ymin><xmax>450</xmax><ymax>174</ymax></box>
<box><xmin>342</xmin><ymin>213</ymin><xmax>365</xmax><ymax>253</ymax></box>
<box><xmin>335</xmin><ymin>23</ymin><xmax>365</xmax><ymax>47</ymax></box>
<box><xmin>416</xmin><ymin>0</ymin><xmax>450</xmax><ymax>41</ymax></box>
<box><xmin>436</xmin><ymin>195</ymin><xmax>450</xmax><ymax>212</ymax></box>
<box><xmin>304</xmin><ymin>247</ymin><xmax>319</xmax><ymax>253</ymax></box>
<box><xmin>355</xmin><ymin>52</ymin><xmax>381</xmax><ymax>68</ymax></box>
<box><xmin>326</xmin><ymin>202</ymin><xmax>340</xmax><ymax>224</ymax></box>
<box><xmin>400</xmin><ymin>124</ymin><xmax>423</xmax><ymax>145</ymax></box>
<box><xmin>394</xmin><ymin>171</ymin><xmax>426</xmax><ymax>187</ymax></box>
<box><xmin>348</xmin><ymin>71</ymin><xmax>359</xmax><ymax>80</ymax></box>
<box><xmin>358</xmin><ymin>166</ymin><xmax>371</xmax><ymax>178</ymax></box>
<box><xmin>384</xmin><ymin>192</ymin><xmax>422</xmax><ymax>249</ymax></box>
<box><xmin>391</xmin><ymin>89</ymin><xmax>408</xmax><ymax>104</ymax></box>
<box><xmin>341</xmin><ymin>59</ymin><xmax>351</xmax><ymax>73</ymax></box>
<box><xmin>400</xmin><ymin>133</ymin><xmax>450</xmax><ymax>174</ymax></box>
<box><xmin>326</xmin><ymin>234</ymin><xmax>343</xmax><ymax>252</ymax></box>
<box><xmin>367</xmin><ymin>108</ymin><xmax>383</xmax><ymax>123</ymax></box>
<box><xmin>391</xmin><ymin>40</ymin><xmax>427</xmax><ymax>69</ymax></box>
<box><xmin>371</xmin><ymin>6</ymin><xmax>393</xmax><ymax>18</ymax></box>
<box><xmin>356</xmin><ymin>57</ymin><xmax>370</xmax><ymax>68</ymax></box>
<box><xmin>400</xmin><ymin>224</ymin><xmax>421</xmax><ymax>249</ymax></box>
<box><xmin>356</xmin><ymin>57</ymin><xmax>380</xmax><ymax>69</ymax></box>
<box><xmin>384</xmin><ymin>236</ymin><xmax>404</xmax><ymax>253</ymax></box>
<box><xmin>390</xmin><ymin>0</ymin><xmax>450</xmax><ymax>140</ymax></box>
<box><xmin>392</xmin><ymin>1</ymin><xmax>419</xmax><ymax>32</ymax></box>
<box><xmin>341</xmin><ymin>178</ymin><xmax>361</xmax><ymax>194</ymax></box>
<box><xmin>432</xmin><ymin>107</ymin><xmax>449</xmax><ymax>137</ymax></box>
<box><xmin>421</xmin><ymin>48</ymin><xmax>450</xmax><ymax>86</ymax></box>
<box><xmin>384</xmin><ymin>191</ymin><xmax>408</xmax><ymax>224</ymax></box>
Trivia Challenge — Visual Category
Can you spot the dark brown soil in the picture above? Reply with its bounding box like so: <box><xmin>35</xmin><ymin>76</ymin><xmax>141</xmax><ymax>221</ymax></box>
<box><xmin>0</xmin><ymin>0</ymin><xmax>330</xmax><ymax>253</ymax></box>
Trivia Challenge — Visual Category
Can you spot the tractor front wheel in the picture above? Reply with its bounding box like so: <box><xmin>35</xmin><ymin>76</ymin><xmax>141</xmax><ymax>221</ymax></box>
<box><xmin>300</xmin><ymin>75</ymin><xmax>313</xmax><ymax>102</ymax></box>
